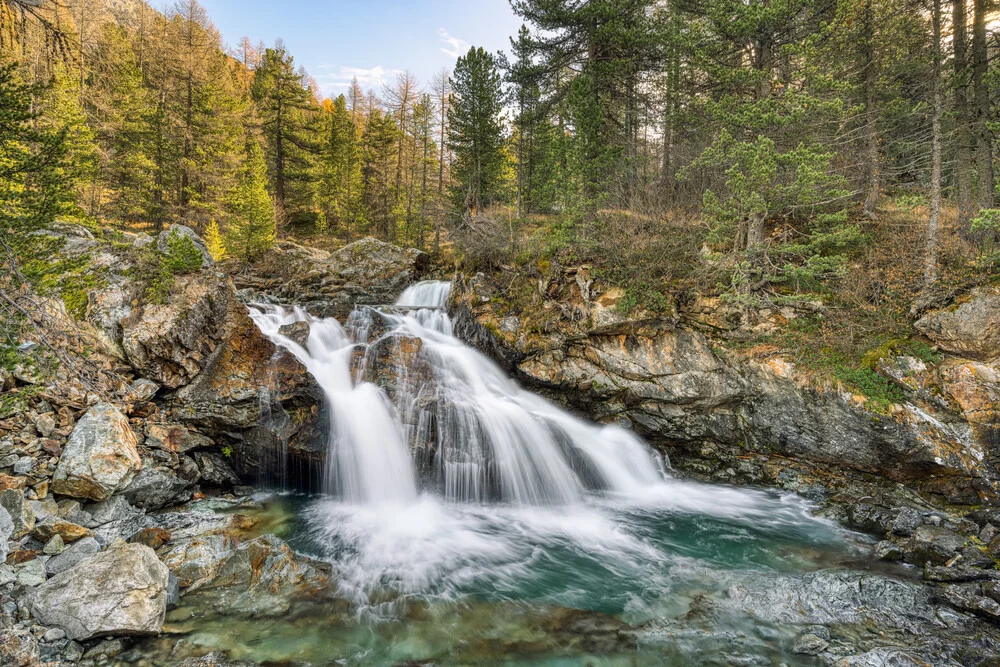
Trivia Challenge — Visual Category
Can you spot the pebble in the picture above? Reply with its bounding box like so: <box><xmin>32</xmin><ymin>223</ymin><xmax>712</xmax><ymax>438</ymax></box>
<box><xmin>42</xmin><ymin>534</ymin><xmax>64</xmax><ymax>555</ymax></box>
<box><xmin>42</xmin><ymin>627</ymin><xmax>65</xmax><ymax>642</ymax></box>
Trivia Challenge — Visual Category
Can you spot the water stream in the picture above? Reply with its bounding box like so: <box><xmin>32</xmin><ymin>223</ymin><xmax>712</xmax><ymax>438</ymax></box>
<box><xmin>152</xmin><ymin>282</ymin><xmax>877</xmax><ymax>664</ymax></box>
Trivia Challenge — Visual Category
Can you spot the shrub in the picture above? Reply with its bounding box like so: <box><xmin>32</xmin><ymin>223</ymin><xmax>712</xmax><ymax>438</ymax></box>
<box><xmin>163</xmin><ymin>230</ymin><xmax>204</xmax><ymax>274</ymax></box>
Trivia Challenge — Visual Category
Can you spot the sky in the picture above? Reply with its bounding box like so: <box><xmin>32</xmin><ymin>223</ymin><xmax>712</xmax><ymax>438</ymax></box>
<box><xmin>194</xmin><ymin>0</ymin><xmax>524</xmax><ymax>99</ymax></box>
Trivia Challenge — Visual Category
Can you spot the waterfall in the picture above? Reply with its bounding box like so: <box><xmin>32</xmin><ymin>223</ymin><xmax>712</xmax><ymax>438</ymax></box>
<box><xmin>249</xmin><ymin>281</ymin><xmax>666</xmax><ymax>505</ymax></box>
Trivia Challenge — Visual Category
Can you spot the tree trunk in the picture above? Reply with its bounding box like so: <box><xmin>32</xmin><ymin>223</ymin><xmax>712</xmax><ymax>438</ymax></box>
<box><xmin>972</xmin><ymin>0</ymin><xmax>994</xmax><ymax>210</ymax></box>
<box><xmin>927</xmin><ymin>0</ymin><xmax>943</xmax><ymax>285</ymax></box>
<box><xmin>953</xmin><ymin>0</ymin><xmax>974</xmax><ymax>231</ymax></box>
<box><xmin>861</xmin><ymin>0</ymin><xmax>880</xmax><ymax>216</ymax></box>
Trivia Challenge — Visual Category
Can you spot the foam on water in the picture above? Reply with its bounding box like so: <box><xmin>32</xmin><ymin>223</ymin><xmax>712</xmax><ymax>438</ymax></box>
<box><xmin>248</xmin><ymin>281</ymin><xmax>852</xmax><ymax>616</ymax></box>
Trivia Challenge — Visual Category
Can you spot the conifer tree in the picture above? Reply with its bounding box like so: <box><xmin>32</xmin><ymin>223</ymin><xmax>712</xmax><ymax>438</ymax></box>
<box><xmin>225</xmin><ymin>141</ymin><xmax>276</xmax><ymax>263</ymax></box>
<box><xmin>251</xmin><ymin>44</ymin><xmax>318</xmax><ymax>220</ymax></box>
<box><xmin>203</xmin><ymin>218</ymin><xmax>226</xmax><ymax>260</ymax></box>
<box><xmin>448</xmin><ymin>47</ymin><xmax>506</xmax><ymax>217</ymax></box>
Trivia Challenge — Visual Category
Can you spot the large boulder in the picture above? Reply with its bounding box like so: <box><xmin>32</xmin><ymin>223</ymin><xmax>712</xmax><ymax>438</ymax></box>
<box><xmin>52</xmin><ymin>403</ymin><xmax>142</xmax><ymax>502</ymax></box>
<box><xmin>121</xmin><ymin>466</ymin><xmax>193</xmax><ymax>510</ymax></box>
<box><xmin>241</xmin><ymin>237</ymin><xmax>429</xmax><ymax>318</ymax></box>
<box><xmin>29</xmin><ymin>540</ymin><xmax>169</xmax><ymax>640</ymax></box>
<box><xmin>122</xmin><ymin>274</ymin><xmax>232</xmax><ymax>388</ymax></box>
<box><xmin>915</xmin><ymin>287</ymin><xmax>1000</xmax><ymax>360</ymax></box>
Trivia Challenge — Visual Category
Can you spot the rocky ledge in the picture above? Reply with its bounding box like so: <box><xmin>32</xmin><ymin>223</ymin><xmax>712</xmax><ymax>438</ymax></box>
<box><xmin>450</xmin><ymin>269</ymin><xmax>1000</xmax><ymax>617</ymax></box>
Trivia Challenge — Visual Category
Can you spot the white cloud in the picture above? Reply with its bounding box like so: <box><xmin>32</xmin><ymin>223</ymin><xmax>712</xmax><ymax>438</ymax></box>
<box><xmin>315</xmin><ymin>64</ymin><xmax>392</xmax><ymax>95</ymax></box>
<box><xmin>439</xmin><ymin>28</ymin><xmax>471</xmax><ymax>59</ymax></box>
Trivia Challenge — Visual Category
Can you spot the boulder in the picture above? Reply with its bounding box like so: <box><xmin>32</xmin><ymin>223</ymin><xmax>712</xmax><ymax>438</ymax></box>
<box><xmin>192</xmin><ymin>534</ymin><xmax>330</xmax><ymax>616</ymax></box>
<box><xmin>122</xmin><ymin>274</ymin><xmax>231</xmax><ymax>388</ymax></box>
<box><xmin>145</xmin><ymin>422</ymin><xmax>213</xmax><ymax>453</ymax></box>
<box><xmin>122</xmin><ymin>466</ymin><xmax>192</xmax><ymax>510</ymax></box>
<box><xmin>32</xmin><ymin>518</ymin><xmax>93</xmax><ymax>543</ymax></box>
<box><xmin>194</xmin><ymin>452</ymin><xmax>240</xmax><ymax>487</ymax></box>
<box><xmin>52</xmin><ymin>403</ymin><xmax>142</xmax><ymax>501</ymax></box>
<box><xmin>30</xmin><ymin>540</ymin><xmax>169</xmax><ymax>640</ymax></box>
<box><xmin>45</xmin><ymin>537</ymin><xmax>100</xmax><ymax>577</ymax></box>
<box><xmin>0</xmin><ymin>628</ymin><xmax>39</xmax><ymax>667</ymax></box>
<box><xmin>243</xmin><ymin>237</ymin><xmax>429</xmax><ymax>318</ymax></box>
<box><xmin>0</xmin><ymin>489</ymin><xmax>34</xmax><ymax>539</ymax></box>
<box><xmin>0</xmin><ymin>505</ymin><xmax>12</xmax><ymax>563</ymax></box>
<box><xmin>915</xmin><ymin>287</ymin><xmax>1000</xmax><ymax>360</ymax></box>
<box><xmin>161</xmin><ymin>277</ymin><xmax>325</xmax><ymax>486</ymax></box>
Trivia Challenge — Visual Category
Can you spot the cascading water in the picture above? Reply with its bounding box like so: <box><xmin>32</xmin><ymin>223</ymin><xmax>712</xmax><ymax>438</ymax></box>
<box><xmin>250</xmin><ymin>281</ymin><xmax>666</xmax><ymax>506</ymax></box>
<box><xmin>246</xmin><ymin>283</ymin><xmax>860</xmax><ymax>627</ymax></box>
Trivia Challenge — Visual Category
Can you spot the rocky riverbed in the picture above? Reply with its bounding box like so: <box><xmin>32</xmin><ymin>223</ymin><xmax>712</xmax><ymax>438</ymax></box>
<box><xmin>4</xmin><ymin>224</ymin><xmax>1000</xmax><ymax>665</ymax></box>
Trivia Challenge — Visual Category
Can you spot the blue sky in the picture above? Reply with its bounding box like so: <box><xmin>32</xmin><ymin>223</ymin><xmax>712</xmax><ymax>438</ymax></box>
<box><xmin>194</xmin><ymin>0</ymin><xmax>523</xmax><ymax>98</ymax></box>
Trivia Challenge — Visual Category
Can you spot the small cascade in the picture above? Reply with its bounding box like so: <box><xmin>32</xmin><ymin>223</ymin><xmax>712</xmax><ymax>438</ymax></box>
<box><xmin>249</xmin><ymin>281</ymin><xmax>666</xmax><ymax>505</ymax></box>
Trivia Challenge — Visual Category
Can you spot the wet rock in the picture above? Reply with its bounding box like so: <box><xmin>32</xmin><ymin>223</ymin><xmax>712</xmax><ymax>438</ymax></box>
<box><xmin>905</xmin><ymin>525</ymin><xmax>966</xmax><ymax>565</ymax></box>
<box><xmin>792</xmin><ymin>632</ymin><xmax>828</xmax><ymax>655</ymax></box>
<box><xmin>194</xmin><ymin>452</ymin><xmax>240</xmax><ymax>487</ymax></box>
<box><xmin>159</xmin><ymin>534</ymin><xmax>233</xmax><ymax>587</ymax></box>
<box><xmin>176</xmin><ymin>651</ymin><xmax>257</xmax><ymax>667</ymax></box>
<box><xmin>943</xmin><ymin>583</ymin><xmax>1000</xmax><ymax>622</ymax></box>
<box><xmin>122</xmin><ymin>465</ymin><xmax>192</xmax><ymax>510</ymax></box>
<box><xmin>164</xmin><ymin>279</ymin><xmax>325</xmax><ymax>486</ymax></box>
<box><xmin>846</xmin><ymin>504</ymin><xmax>897</xmax><ymax>534</ymax></box>
<box><xmin>45</xmin><ymin>537</ymin><xmax>100</xmax><ymax>577</ymax></box>
<box><xmin>834</xmin><ymin>647</ymin><xmax>952</xmax><ymax>667</ymax></box>
<box><xmin>52</xmin><ymin>403</ymin><xmax>142</xmax><ymax>501</ymax></box>
<box><xmin>924</xmin><ymin>564</ymin><xmax>999</xmax><ymax>582</ymax></box>
<box><xmin>0</xmin><ymin>490</ymin><xmax>34</xmax><ymax>539</ymax></box>
<box><xmin>82</xmin><ymin>637</ymin><xmax>126</xmax><ymax>661</ymax></box>
<box><xmin>30</xmin><ymin>540</ymin><xmax>169</xmax><ymax>640</ymax></box>
<box><xmin>727</xmin><ymin>570</ymin><xmax>950</xmax><ymax>634</ymax></box>
<box><xmin>278</xmin><ymin>321</ymin><xmax>310</xmax><ymax>347</ymax></box>
<box><xmin>194</xmin><ymin>534</ymin><xmax>330</xmax><ymax>616</ymax></box>
<box><xmin>915</xmin><ymin>287</ymin><xmax>1000</xmax><ymax>360</ymax></box>
<box><xmin>890</xmin><ymin>508</ymin><xmax>922</xmax><ymax>537</ymax></box>
<box><xmin>873</xmin><ymin>540</ymin><xmax>904</xmax><ymax>561</ymax></box>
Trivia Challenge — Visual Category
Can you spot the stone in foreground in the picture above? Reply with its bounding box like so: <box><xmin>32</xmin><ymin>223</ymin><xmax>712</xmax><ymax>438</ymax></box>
<box><xmin>30</xmin><ymin>540</ymin><xmax>169</xmax><ymax>640</ymax></box>
<box><xmin>51</xmin><ymin>403</ymin><xmax>142</xmax><ymax>501</ymax></box>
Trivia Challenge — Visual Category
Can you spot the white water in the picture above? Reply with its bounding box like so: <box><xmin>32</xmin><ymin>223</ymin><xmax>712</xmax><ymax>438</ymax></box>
<box><xmin>250</xmin><ymin>281</ymin><xmax>666</xmax><ymax>505</ymax></box>
<box><xmin>248</xmin><ymin>282</ymin><xmax>850</xmax><ymax>615</ymax></box>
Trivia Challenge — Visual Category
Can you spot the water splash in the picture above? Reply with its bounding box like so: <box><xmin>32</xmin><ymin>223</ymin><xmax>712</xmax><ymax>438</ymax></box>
<box><xmin>249</xmin><ymin>281</ymin><xmax>666</xmax><ymax>505</ymax></box>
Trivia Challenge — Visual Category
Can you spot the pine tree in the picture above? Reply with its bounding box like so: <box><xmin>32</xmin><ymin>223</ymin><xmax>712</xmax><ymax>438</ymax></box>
<box><xmin>448</xmin><ymin>47</ymin><xmax>506</xmax><ymax>217</ymax></box>
<box><xmin>225</xmin><ymin>141</ymin><xmax>276</xmax><ymax>263</ymax></box>
<box><xmin>251</xmin><ymin>44</ymin><xmax>318</xmax><ymax>221</ymax></box>
<box><xmin>0</xmin><ymin>63</ymin><xmax>70</xmax><ymax>262</ymax></box>
<box><xmin>86</xmin><ymin>23</ymin><xmax>157</xmax><ymax>224</ymax></box>
<box><xmin>361</xmin><ymin>108</ymin><xmax>398</xmax><ymax>238</ymax></box>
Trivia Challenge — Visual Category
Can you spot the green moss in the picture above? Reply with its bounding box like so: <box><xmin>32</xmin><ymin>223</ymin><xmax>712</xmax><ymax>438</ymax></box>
<box><xmin>832</xmin><ymin>366</ymin><xmax>906</xmax><ymax>414</ymax></box>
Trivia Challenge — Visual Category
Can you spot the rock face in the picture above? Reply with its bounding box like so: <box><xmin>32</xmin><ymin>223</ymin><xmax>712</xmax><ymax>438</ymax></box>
<box><xmin>51</xmin><ymin>403</ymin><xmax>142</xmax><ymax>501</ymax></box>
<box><xmin>30</xmin><ymin>541</ymin><xmax>169</xmax><ymax>640</ymax></box>
<box><xmin>122</xmin><ymin>274</ymin><xmax>232</xmax><ymax>389</ymax></box>
<box><xmin>916</xmin><ymin>287</ymin><xmax>1000</xmax><ymax>360</ymax></box>
<box><xmin>239</xmin><ymin>237</ymin><xmax>429</xmax><ymax>318</ymax></box>
<box><xmin>451</xmin><ymin>273</ymin><xmax>1000</xmax><ymax>504</ymax></box>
